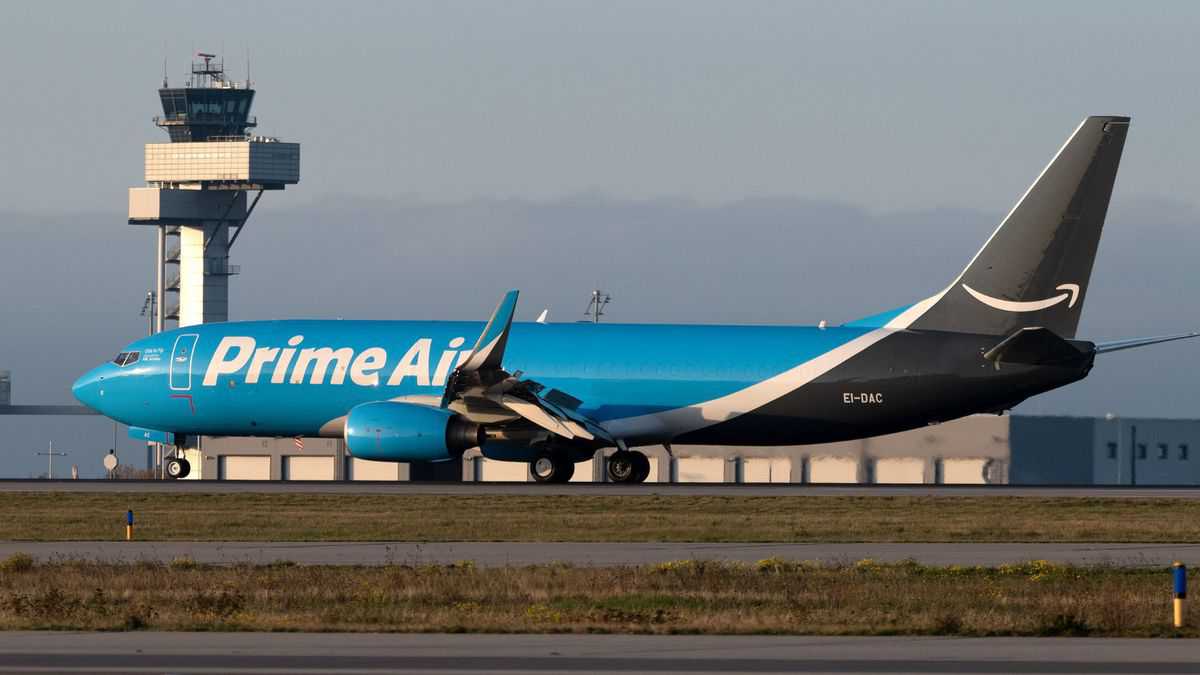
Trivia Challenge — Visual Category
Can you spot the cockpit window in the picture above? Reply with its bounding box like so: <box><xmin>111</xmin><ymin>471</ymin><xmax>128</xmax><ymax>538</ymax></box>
<box><xmin>112</xmin><ymin>352</ymin><xmax>140</xmax><ymax>367</ymax></box>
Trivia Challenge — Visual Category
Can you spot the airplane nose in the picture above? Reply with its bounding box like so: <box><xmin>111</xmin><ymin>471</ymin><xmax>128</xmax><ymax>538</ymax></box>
<box><xmin>72</xmin><ymin>367</ymin><xmax>106</xmax><ymax>411</ymax></box>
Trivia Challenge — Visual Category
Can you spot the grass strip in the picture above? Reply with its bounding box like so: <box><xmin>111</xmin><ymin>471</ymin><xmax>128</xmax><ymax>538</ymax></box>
<box><xmin>1</xmin><ymin>493</ymin><xmax>1199</xmax><ymax>542</ymax></box>
<box><xmin>0</xmin><ymin>554</ymin><xmax>1192</xmax><ymax>636</ymax></box>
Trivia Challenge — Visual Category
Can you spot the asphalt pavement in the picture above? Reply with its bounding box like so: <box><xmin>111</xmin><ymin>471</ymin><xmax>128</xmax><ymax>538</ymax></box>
<box><xmin>0</xmin><ymin>633</ymin><xmax>1196</xmax><ymax>674</ymax></box>
<box><xmin>0</xmin><ymin>540</ymin><xmax>1192</xmax><ymax>567</ymax></box>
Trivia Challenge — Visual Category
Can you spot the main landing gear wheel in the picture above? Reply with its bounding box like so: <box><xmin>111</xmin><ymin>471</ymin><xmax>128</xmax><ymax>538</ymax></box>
<box><xmin>530</xmin><ymin>454</ymin><xmax>575</xmax><ymax>483</ymax></box>
<box><xmin>165</xmin><ymin>457</ymin><xmax>190</xmax><ymax>479</ymax></box>
<box><xmin>607</xmin><ymin>450</ymin><xmax>650</xmax><ymax>483</ymax></box>
<box><xmin>631</xmin><ymin>451</ymin><xmax>651</xmax><ymax>483</ymax></box>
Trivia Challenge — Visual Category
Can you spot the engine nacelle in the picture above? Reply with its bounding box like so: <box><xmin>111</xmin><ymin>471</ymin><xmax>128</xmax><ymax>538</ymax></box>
<box><xmin>344</xmin><ymin>401</ymin><xmax>482</xmax><ymax>462</ymax></box>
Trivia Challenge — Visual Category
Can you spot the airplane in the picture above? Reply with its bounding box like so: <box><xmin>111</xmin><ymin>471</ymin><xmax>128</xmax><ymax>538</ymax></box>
<box><xmin>74</xmin><ymin>115</ymin><xmax>1198</xmax><ymax>482</ymax></box>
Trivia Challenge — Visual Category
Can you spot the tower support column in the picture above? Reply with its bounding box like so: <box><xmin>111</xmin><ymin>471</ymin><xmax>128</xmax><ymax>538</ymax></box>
<box><xmin>178</xmin><ymin>222</ymin><xmax>232</xmax><ymax>326</ymax></box>
<box><xmin>155</xmin><ymin>226</ymin><xmax>166</xmax><ymax>333</ymax></box>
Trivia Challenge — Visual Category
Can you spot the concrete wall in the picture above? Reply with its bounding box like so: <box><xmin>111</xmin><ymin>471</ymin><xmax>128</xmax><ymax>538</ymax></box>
<box><xmin>144</xmin><ymin>141</ymin><xmax>300</xmax><ymax>184</ymax></box>
<box><xmin>1091</xmin><ymin>418</ymin><xmax>1200</xmax><ymax>485</ymax></box>
<box><xmin>1009</xmin><ymin>416</ymin><xmax>1094</xmax><ymax>484</ymax></box>
<box><xmin>177</xmin><ymin>223</ymin><xmax>229</xmax><ymax>326</ymax></box>
<box><xmin>474</xmin><ymin>457</ymin><xmax>531</xmax><ymax>482</ymax></box>
<box><xmin>186</xmin><ymin>415</ymin><xmax>1200</xmax><ymax>485</ymax></box>
<box><xmin>190</xmin><ymin>436</ymin><xmax>344</xmax><ymax>480</ymax></box>
<box><xmin>674</xmin><ymin>457</ymin><xmax>726</xmax><ymax>483</ymax></box>
<box><xmin>741</xmin><ymin>457</ymin><xmax>790</xmax><ymax>483</ymax></box>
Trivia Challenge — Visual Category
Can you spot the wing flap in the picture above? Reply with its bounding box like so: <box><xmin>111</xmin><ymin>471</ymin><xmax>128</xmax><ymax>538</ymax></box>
<box><xmin>499</xmin><ymin>395</ymin><xmax>576</xmax><ymax>439</ymax></box>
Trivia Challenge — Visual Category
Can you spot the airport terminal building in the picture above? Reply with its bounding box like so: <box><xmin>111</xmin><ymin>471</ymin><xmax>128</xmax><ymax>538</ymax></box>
<box><xmin>181</xmin><ymin>413</ymin><xmax>1200</xmax><ymax>485</ymax></box>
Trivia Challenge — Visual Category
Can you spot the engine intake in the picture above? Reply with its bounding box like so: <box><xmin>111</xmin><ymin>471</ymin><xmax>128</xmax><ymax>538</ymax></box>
<box><xmin>345</xmin><ymin>401</ymin><xmax>482</xmax><ymax>462</ymax></box>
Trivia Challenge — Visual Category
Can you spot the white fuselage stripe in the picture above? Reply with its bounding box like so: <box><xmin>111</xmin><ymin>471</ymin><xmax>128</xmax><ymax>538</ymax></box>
<box><xmin>603</xmin><ymin>293</ymin><xmax>945</xmax><ymax>442</ymax></box>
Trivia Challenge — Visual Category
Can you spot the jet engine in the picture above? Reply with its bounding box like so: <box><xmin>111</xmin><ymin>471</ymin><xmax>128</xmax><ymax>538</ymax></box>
<box><xmin>344</xmin><ymin>401</ymin><xmax>483</xmax><ymax>462</ymax></box>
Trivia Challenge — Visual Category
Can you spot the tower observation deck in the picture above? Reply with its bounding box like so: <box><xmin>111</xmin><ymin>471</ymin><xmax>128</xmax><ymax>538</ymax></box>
<box><xmin>128</xmin><ymin>53</ymin><xmax>299</xmax><ymax>328</ymax></box>
<box><xmin>155</xmin><ymin>53</ymin><xmax>257</xmax><ymax>142</ymax></box>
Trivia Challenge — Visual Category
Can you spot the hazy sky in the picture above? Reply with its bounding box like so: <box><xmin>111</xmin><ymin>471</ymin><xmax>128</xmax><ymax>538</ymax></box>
<box><xmin>4</xmin><ymin>1</ymin><xmax>1200</xmax><ymax>212</ymax></box>
<box><xmin>1</xmin><ymin>1</ymin><xmax>1198</xmax><ymax>477</ymax></box>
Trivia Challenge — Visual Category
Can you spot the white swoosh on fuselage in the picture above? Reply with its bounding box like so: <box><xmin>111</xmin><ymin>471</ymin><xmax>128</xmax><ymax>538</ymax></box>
<box><xmin>961</xmin><ymin>283</ymin><xmax>1080</xmax><ymax>313</ymax></box>
<box><xmin>603</xmin><ymin>291</ymin><xmax>948</xmax><ymax>442</ymax></box>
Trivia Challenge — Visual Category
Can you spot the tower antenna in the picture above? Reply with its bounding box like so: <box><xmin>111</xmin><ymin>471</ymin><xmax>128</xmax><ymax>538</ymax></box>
<box><xmin>585</xmin><ymin>289</ymin><xmax>611</xmax><ymax>324</ymax></box>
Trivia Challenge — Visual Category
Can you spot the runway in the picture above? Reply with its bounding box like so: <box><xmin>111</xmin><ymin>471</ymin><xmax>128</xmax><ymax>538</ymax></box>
<box><xmin>1</xmin><ymin>479</ymin><xmax>1199</xmax><ymax>498</ymax></box>
<box><xmin>0</xmin><ymin>540</ymin><xmax>1192</xmax><ymax>567</ymax></box>
<box><xmin>0</xmin><ymin>633</ymin><xmax>1195</xmax><ymax>674</ymax></box>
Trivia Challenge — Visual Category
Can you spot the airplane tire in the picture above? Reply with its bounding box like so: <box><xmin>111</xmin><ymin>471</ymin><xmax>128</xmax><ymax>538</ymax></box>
<box><xmin>607</xmin><ymin>451</ymin><xmax>636</xmax><ymax>483</ymax></box>
<box><xmin>631</xmin><ymin>452</ymin><xmax>651</xmax><ymax>483</ymax></box>
<box><xmin>165</xmin><ymin>457</ymin><xmax>190</xmax><ymax>480</ymax></box>
<box><xmin>554</xmin><ymin>460</ymin><xmax>575</xmax><ymax>483</ymax></box>
<box><xmin>531</xmin><ymin>454</ymin><xmax>574</xmax><ymax>483</ymax></box>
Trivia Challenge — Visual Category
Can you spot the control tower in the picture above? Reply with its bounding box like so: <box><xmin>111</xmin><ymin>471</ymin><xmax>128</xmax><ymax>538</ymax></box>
<box><xmin>129</xmin><ymin>53</ymin><xmax>299</xmax><ymax>328</ymax></box>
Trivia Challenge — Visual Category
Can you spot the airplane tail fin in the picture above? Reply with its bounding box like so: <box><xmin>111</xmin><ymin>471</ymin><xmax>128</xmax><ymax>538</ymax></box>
<box><xmin>905</xmin><ymin>116</ymin><xmax>1130</xmax><ymax>338</ymax></box>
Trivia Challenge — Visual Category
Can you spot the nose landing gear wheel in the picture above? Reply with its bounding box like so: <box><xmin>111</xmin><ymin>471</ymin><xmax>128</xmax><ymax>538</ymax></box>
<box><xmin>607</xmin><ymin>450</ymin><xmax>650</xmax><ymax>483</ymax></box>
<box><xmin>530</xmin><ymin>454</ymin><xmax>575</xmax><ymax>483</ymax></box>
<box><xmin>165</xmin><ymin>457</ymin><xmax>190</xmax><ymax>479</ymax></box>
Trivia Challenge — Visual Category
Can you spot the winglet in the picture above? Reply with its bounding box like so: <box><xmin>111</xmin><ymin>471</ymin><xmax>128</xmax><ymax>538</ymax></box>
<box><xmin>536</xmin><ymin>309</ymin><xmax>549</xmax><ymax>324</ymax></box>
<box><xmin>459</xmin><ymin>290</ymin><xmax>519</xmax><ymax>373</ymax></box>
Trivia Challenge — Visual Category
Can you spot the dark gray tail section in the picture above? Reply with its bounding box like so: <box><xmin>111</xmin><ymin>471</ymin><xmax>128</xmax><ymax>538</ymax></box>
<box><xmin>910</xmin><ymin>116</ymin><xmax>1129</xmax><ymax>338</ymax></box>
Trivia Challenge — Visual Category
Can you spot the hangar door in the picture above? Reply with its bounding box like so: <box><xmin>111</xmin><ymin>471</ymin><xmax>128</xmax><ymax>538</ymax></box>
<box><xmin>218</xmin><ymin>455</ymin><xmax>271</xmax><ymax>480</ymax></box>
<box><xmin>283</xmin><ymin>456</ymin><xmax>335</xmax><ymax>480</ymax></box>
<box><xmin>347</xmin><ymin>458</ymin><xmax>402</xmax><ymax>481</ymax></box>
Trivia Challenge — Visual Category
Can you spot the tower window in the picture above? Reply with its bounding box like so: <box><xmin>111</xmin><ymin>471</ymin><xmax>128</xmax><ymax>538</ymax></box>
<box><xmin>1137</xmin><ymin>444</ymin><xmax>1147</xmax><ymax>460</ymax></box>
<box><xmin>1158</xmin><ymin>443</ymin><xmax>1169</xmax><ymax>460</ymax></box>
<box><xmin>1182</xmin><ymin>444</ymin><xmax>1190</xmax><ymax>461</ymax></box>
<box><xmin>1106</xmin><ymin>442</ymin><xmax>1118</xmax><ymax>459</ymax></box>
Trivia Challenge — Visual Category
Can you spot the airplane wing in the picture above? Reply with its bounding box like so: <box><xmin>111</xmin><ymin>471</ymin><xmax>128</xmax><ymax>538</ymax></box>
<box><xmin>1094</xmin><ymin>332</ymin><xmax>1200</xmax><ymax>354</ymax></box>
<box><xmin>440</xmin><ymin>290</ymin><xmax>612</xmax><ymax>445</ymax></box>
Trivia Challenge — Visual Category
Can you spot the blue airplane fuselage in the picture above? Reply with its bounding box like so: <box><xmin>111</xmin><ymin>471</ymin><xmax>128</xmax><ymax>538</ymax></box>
<box><xmin>74</xmin><ymin>319</ymin><xmax>885</xmax><ymax>445</ymax></box>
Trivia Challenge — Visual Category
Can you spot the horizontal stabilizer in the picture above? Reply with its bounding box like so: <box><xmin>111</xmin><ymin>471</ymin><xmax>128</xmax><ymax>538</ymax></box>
<box><xmin>983</xmin><ymin>327</ymin><xmax>1090</xmax><ymax>368</ymax></box>
<box><xmin>1095</xmin><ymin>332</ymin><xmax>1200</xmax><ymax>354</ymax></box>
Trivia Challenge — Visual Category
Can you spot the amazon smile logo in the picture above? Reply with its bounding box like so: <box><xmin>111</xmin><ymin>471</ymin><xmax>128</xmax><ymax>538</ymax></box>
<box><xmin>961</xmin><ymin>283</ymin><xmax>1081</xmax><ymax>313</ymax></box>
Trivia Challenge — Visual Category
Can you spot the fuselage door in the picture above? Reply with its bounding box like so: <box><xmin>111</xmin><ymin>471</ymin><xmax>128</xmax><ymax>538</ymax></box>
<box><xmin>169</xmin><ymin>334</ymin><xmax>200</xmax><ymax>391</ymax></box>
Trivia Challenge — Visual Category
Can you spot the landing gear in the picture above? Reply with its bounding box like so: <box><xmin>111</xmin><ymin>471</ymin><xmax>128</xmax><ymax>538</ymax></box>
<box><xmin>530</xmin><ymin>453</ymin><xmax>575</xmax><ymax>483</ymax></box>
<box><xmin>631</xmin><ymin>452</ymin><xmax>650</xmax><ymax>483</ymax></box>
<box><xmin>165</xmin><ymin>457</ymin><xmax>190</xmax><ymax>479</ymax></box>
<box><xmin>607</xmin><ymin>450</ymin><xmax>650</xmax><ymax>483</ymax></box>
